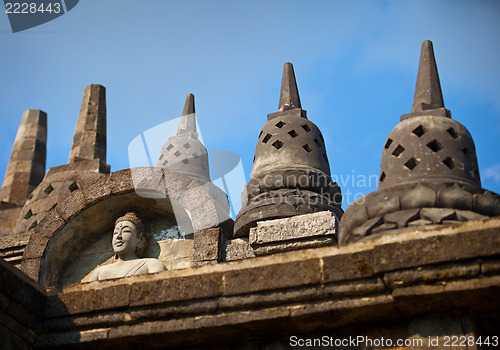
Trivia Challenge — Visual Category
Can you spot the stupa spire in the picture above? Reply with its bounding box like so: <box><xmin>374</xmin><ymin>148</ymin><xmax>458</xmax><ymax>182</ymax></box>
<box><xmin>177</xmin><ymin>93</ymin><xmax>198</xmax><ymax>139</ymax></box>
<box><xmin>278</xmin><ymin>62</ymin><xmax>302</xmax><ymax>112</ymax></box>
<box><xmin>157</xmin><ymin>93</ymin><xmax>208</xmax><ymax>179</ymax></box>
<box><xmin>404</xmin><ymin>40</ymin><xmax>450</xmax><ymax>119</ymax></box>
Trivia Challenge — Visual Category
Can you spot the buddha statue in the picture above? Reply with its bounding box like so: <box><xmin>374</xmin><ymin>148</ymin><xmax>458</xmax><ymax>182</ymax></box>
<box><xmin>89</xmin><ymin>212</ymin><xmax>166</xmax><ymax>281</ymax></box>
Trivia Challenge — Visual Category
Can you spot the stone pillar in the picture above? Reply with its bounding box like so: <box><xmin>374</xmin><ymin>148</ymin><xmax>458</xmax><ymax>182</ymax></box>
<box><xmin>12</xmin><ymin>85</ymin><xmax>110</xmax><ymax>236</ymax></box>
<box><xmin>0</xmin><ymin>109</ymin><xmax>46</xmax><ymax>207</ymax></box>
<box><xmin>69</xmin><ymin>84</ymin><xmax>106</xmax><ymax>164</ymax></box>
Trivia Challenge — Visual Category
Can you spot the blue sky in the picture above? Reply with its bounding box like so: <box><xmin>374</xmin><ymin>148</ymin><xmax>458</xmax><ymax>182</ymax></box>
<box><xmin>1</xmin><ymin>0</ymin><xmax>499</xmax><ymax>212</ymax></box>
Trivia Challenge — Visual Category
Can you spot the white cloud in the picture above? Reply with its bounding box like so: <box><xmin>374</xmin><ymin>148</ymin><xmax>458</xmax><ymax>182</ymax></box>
<box><xmin>483</xmin><ymin>164</ymin><xmax>500</xmax><ymax>183</ymax></box>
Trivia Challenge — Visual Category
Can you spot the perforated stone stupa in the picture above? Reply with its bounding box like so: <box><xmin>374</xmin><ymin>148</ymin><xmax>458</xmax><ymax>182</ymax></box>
<box><xmin>157</xmin><ymin>93</ymin><xmax>210</xmax><ymax>180</ymax></box>
<box><xmin>339</xmin><ymin>41</ymin><xmax>500</xmax><ymax>243</ymax></box>
<box><xmin>233</xmin><ymin>62</ymin><xmax>343</xmax><ymax>254</ymax></box>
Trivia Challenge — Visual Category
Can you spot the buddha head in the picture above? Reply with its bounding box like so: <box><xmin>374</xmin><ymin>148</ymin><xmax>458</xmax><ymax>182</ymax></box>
<box><xmin>112</xmin><ymin>212</ymin><xmax>147</xmax><ymax>259</ymax></box>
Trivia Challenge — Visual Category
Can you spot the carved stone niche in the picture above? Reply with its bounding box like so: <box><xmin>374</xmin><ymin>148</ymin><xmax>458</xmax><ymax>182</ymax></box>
<box><xmin>59</xmin><ymin>194</ymin><xmax>190</xmax><ymax>285</ymax></box>
<box><xmin>21</xmin><ymin>167</ymin><xmax>232</xmax><ymax>287</ymax></box>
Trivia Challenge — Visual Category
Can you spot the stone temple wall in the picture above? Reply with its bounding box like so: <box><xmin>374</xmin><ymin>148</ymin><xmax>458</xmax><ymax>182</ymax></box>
<box><xmin>1</xmin><ymin>41</ymin><xmax>500</xmax><ymax>349</ymax></box>
<box><xmin>1</xmin><ymin>216</ymin><xmax>499</xmax><ymax>349</ymax></box>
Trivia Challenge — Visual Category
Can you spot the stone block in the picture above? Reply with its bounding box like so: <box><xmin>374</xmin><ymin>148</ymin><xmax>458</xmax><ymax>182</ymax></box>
<box><xmin>373</xmin><ymin>222</ymin><xmax>500</xmax><ymax>273</ymax></box>
<box><xmin>110</xmin><ymin>169</ymin><xmax>134</xmax><ymax>195</ymax></box>
<box><xmin>20</xmin><ymin>257</ymin><xmax>42</xmax><ymax>281</ymax></box>
<box><xmin>224</xmin><ymin>238</ymin><xmax>255</xmax><ymax>261</ymax></box>
<box><xmin>322</xmin><ymin>278</ymin><xmax>387</xmax><ymax>298</ymax></box>
<box><xmin>81</xmin><ymin>174</ymin><xmax>112</xmax><ymax>205</ymax></box>
<box><xmin>223</xmin><ymin>259</ymin><xmax>321</xmax><ymax>296</ymax></box>
<box><xmin>21</xmin><ymin>234</ymin><xmax>49</xmax><ymax>259</ymax></box>
<box><xmin>129</xmin><ymin>272</ymin><xmax>223</xmax><ymax>307</ymax></box>
<box><xmin>55</xmin><ymin>188</ymin><xmax>86</xmax><ymax>221</ymax></box>
<box><xmin>32</xmin><ymin>208</ymin><xmax>65</xmax><ymax>239</ymax></box>
<box><xmin>46</xmin><ymin>283</ymin><xmax>131</xmax><ymax>317</ymax></box>
<box><xmin>322</xmin><ymin>249</ymin><xmax>374</xmax><ymax>283</ymax></box>
<box><xmin>193</xmin><ymin>227</ymin><xmax>220</xmax><ymax>262</ymax></box>
<box><xmin>252</xmin><ymin>236</ymin><xmax>335</xmax><ymax>256</ymax></box>
<box><xmin>249</xmin><ymin>211</ymin><xmax>336</xmax><ymax>245</ymax></box>
<box><xmin>129</xmin><ymin>167</ymin><xmax>165</xmax><ymax>197</ymax></box>
<box><xmin>384</xmin><ymin>262</ymin><xmax>481</xmax><ymax>289</ymax></box>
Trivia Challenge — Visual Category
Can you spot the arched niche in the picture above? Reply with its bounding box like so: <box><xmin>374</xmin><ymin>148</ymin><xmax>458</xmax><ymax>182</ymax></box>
<box><xmin>21</xmin><ymin>167</ymin><xmax>231</xmax><ymax>287</ymax></box>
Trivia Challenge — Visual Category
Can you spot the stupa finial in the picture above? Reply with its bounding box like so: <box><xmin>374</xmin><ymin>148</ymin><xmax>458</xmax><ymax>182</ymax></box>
<box><xmin>278</xmin><ymin>62</ymin><xmax>302</xmax><ymax>112</ymax></box>
<box><xmin>410</xmin><ymin>40</ymin><xmax>446</xmax><ymax>114</ymax></box>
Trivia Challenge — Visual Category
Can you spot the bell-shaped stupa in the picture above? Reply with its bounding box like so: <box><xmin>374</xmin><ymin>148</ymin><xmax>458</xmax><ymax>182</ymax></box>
<box><xmin>157</xmin><ymin>93</ymin><xmax>210</xmax><ymax>180</ymax></box>
<box><xmin>339</xmin><ymin>41</ymin><xmax>500</xmax><ymax>244</ymax></box>
<box><xmin>234</xmin><ymin>62</ymin><xmax>343</xmax><ymax>237</ymax></box>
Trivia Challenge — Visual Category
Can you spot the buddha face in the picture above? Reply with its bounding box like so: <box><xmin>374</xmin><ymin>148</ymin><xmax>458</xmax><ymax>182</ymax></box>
<box><xmin>112</xmin><ymin>220</ymin><xmax>140</xmax><ymax>258</ymax></box>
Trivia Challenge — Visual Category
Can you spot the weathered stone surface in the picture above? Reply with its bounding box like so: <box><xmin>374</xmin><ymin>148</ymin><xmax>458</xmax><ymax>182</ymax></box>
<box><xmin>437</xmin><ymin>183</ymin><xmax>474</xmax><ymax>210</ymax></box>
<box><xmin>21</xmin><ymin>234</ymin><xmax>50</xmax><ymax>260</ymax></box>
<box><xmin>384</xmin><ymin>262</ymin><xmax>481</xmax><ymax>289</ymax></box>
<box><xmin>351</xmin><ymin>216</ymin><xmax>383</xmax><ymax>237</ymax></box>
<box><xmin>322</xmin><ymin>278</ymin><xmax>387</xmax><ymax>297</ymax></box>
<box><xmin>3</xmin><ymin>217</ymin><xmax>500</xmax><ymax>349</ymax></box>
<box><xmin>69</xmin><ymin>84</ymin><xmax>107</xmax><ymax>164</ymax></box>
<box><xmin>474</xmin><ymin>190</ymin><xmax>500</xmax><ymax>216</ymax></box>
<box><xmin>130</xmin><ymin>272</ymin><xmax>223</xmax><ymax>307</ymax></box>
<box><xmin>110</xmin><ymin>169</ymin><xmax>134</xmax><ymax>195</ymax></box>
<box><xmin>420</xmin><ymin>207</ymin><xmax>456</xmax><ymax>223</ymax></box>
<box><xmin>218</xmin><ymin>286</ymin><xmax>320</xmax><ymax>311</ymax></box>
<box><xmin>32</xmin><ymin>208</ymin><xmax>66</xmax><ymax>239</ymax></box>
<box><xmin>249</xmin><ymin>211</ymin><xmax>336</xmax><ymax>245</ymax></box>
<box><xmin>80</xmin><ymin>173</ymin><xmax>112</xmax><ymax>205</ymax></box>
<box><xmin>55</xmin><ymin>188</ymin><xmax>86</xmax><ymax>221</ymax></box>
<box><xmin>373</xmin><ymin>219</ymin><xmax>500</xmax><ymax>273</ymax></box>
<box><xmin>224</xmin><ymin>238</ymin><xmax>255</xmax><ymax>261</ymax></box>
<box><xmin>366</xmin><ymin>191</ymin><xmax>400</xmax><ymax>218</ymax></box>
<box><xmin>323</xmin><ymin>249</ymin><xmax>373</xmax><ymax>283</ymax></box>
<box><xmin>46</xmin><ymin>282</ymin><xmax>131</xmax><ymax>317</ymax></box>
<box><xmin>19</xmin><ymin>257</ymin><xmax>42</xmax><ymax>281</ymax></box>
<box><xmin>0</xmin><ymin>109</ymin><xmax>47</xmax><ymax>207</ymax></box>
<box><xmin>252</xmin><ymin>236</ymin><xmax>335</xmax><ymax>256</ymax></box>
<box><xmin>383</xmin><ymin>208</ymin><xmax>420</xmax><ymax>228</ymax></box>
<box><xmin>224</xmin><ymin>259</ymin><xmax>321</xmax><ymax>296</ymax></box>
<box><xmin>129</xmin><ymin>167</ymin><xmax>165</xmax><ymax>197</ymax></box>
<box><xmin>193</xmin><ymin>227</ymin><xmax>220</xmax><ymax>262</ymax></box>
